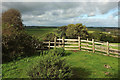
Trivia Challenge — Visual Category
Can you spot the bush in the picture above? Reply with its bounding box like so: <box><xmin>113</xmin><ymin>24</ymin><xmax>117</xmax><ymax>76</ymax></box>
<box><xmin>43</xmin><ymin>32</ymin><xmax>56</xmax><ymax>41</ymax></box>
<box><xmin>2</xmin><ymin>31</ymin><xmax>43</xmax><ymax>62</ymax></box>
<box><xmin>88</xmin><ymin>31</ymin><xmax>120</xmax><ymax>43</ymax></box>
<box><xmin>27</xmin><ymin>53</ymin><xmax>72</xmax><ymax>79</ymax></box>
<box><xmin>49</xmin><ymin>48</ymin><xmax>65</xmax><ymax>56</ymax></box>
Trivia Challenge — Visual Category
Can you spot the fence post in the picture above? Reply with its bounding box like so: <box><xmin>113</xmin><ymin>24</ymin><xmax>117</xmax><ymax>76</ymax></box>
<box><xmin>59</xmin><ymin>37</ymin><xmax>60</xmax><ymax>47</ymax></box>
<box><xmin>78</xmin><ymin>36</ymin><xmax>81</xmax><ymax>50</ymax></box>
<box><xmin>92</xmin><ymin>39</ymin><xmax>95</xmax><ymax>53</ymax></box>
<box><xmin>49</xmin><ymin>41</ymin><xmax>50</xmax><ymax>49</ymax></box>
<box><xmin>107</xmin><ymin>41</ymin><xmax>109</xmax><ymax>55</ymax></box>
<box><xmin>54</xmin><ymin>37</ymin><xmax>56</xmax><ymax>49</ymax></box>
<box><xmin>87</xmin><ymin>38</ymin><xmax>88</xmax><ymax>47</ymax></box>
<box><xmin>62</xmin><ymin>37</ymin><xmax>64</xmax><ymax>48</ymax></box>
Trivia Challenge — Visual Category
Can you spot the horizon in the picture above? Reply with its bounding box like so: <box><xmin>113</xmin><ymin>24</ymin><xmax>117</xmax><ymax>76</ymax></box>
<box><xmin>25</xmin><ymin>25</ymin><xmax>119</xmax><ymax>27</ymax></box>
<box><xmin>2</xmin><ymin>1</ymin><xmax>119</xmax><ymax>27</ymax></box>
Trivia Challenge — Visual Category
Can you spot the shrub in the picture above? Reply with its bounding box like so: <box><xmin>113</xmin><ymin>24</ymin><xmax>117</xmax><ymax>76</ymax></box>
<box><xmin>2</xmin><ymin>31</ymin><xmax>43</xmax><ymax>62</ymax></box>
<box><xmin>66</xmin><ymin>23</ymin><xmax>88</xmax><ymax>39</ymax></box>
<box><xmin>39</xmin><ymin>50</ymin><xmax>49</xmax><ymax>56</ymax></box>
<box><xmin>43</xmin><ymin>32</ymin><xmax>56</xmax><ymax>41</ymax></box>
<box><xmin>49</xmin><ymin>48</ymin><xmax>66</xmax><ymax>56</ymax></box>
<box><xmin>27</xmin><ymin>53</ymin><xmax>72</xmax><ymax>79</ymax></box>
<box><xmin>88</xmin><ymin>31</ymin><xmax>120</xmax><ymax>43</ymax></box>
<box><xmin>57</xmin><ymin>26</ymin><xmax>67</xmax><ymax>38</ymax></box>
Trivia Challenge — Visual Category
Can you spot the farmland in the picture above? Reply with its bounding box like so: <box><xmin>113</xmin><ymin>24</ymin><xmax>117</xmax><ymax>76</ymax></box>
<box><xmin>25</xmin><ymin>27</ymin><xmax>57</xmax><ymax>41</ymax></box>
<box><xmin>25</xmin><ymin>27</ymin><xmax>111</xmax><ymax>40</ymax></box>
<box><xmin>2</xmin><ymin>27</ymin><xmax>119</xmax><ymax>78</ymax></box>
<box><xmin>2</xmin><ymin>5</ymin><xmax>119</xmax><ymax>79</ymax></box>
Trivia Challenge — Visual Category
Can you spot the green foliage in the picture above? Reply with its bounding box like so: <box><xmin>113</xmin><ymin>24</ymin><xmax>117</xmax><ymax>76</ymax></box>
<box><xmin>57</xmin><ymin>23</ymin><xmax>88</xmax><ymax>39</ymax></box>
<box><xmin>88</xmin><ymin>31</ymin><xmax>102</xmax><ymax>41</ymax></box>
<box><xmin>2</xmin><ymin>31</ymin><xmax>43</xmax><ymax>62</ymax></box>
<box><xmin>57</xmin><ymin>26</ymin><xmax>67</xmax><ymax>38</ymax></box>
<box><xmin>43</xmin><ymin>32</ymin><xmax>56</xmax><ymax>41</ymax></box>
<box><xmin>27</xmin><ymin>52</ymin><xmax>72</xmax><ymax>79</ymax></box>
<box><xmin>88</xmin><ymin>31</ymin><xmax>120</xmax><ymax>42</ymax></box>
<box><xmin>49</xmin><ymin>48</ymin><xmax>65</xmax><ymax>56</ymax></box>
<box><xmin>66</xmin><ymin>24</ymin><xmax>76</xmax><ymax>38</ymax></box>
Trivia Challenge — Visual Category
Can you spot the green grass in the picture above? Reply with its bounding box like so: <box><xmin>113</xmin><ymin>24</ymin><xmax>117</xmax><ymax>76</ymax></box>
<box><xmin>110</xmin><ymin>43</ymin><xmax>120</xmax><ymax>45</ymax></box>
<box><xmin>25</xmin><ymin>28</ymin><xmax>57</xmax><ymax>41</ymax></box>
<box><xmin>88</xmin><ymin>31</ymin><xmax>95</xmax><ymax>33</ymax></box>
<box><xmin>2</xmin><ymin>56</ymin><xmax>42</xmax><ymax>78</ymax></box>
<box><xmin>2</xmin><ymin>27</ymin><xmax>119</xmax><ymax>78</ymax></box>
<box><xmin>99</xmin><ymin>43</ymin><xmax>119</xmax><ymax>50</ymax></box>
<box><xmin>2</xmin><ymin>50</ymin><xmax>118</xmax><ymax>78</ymax></box>
<box><xmin>63</xmin><ymin>51</ymin><xmax>118</xmax><ymax>78</ymax></box>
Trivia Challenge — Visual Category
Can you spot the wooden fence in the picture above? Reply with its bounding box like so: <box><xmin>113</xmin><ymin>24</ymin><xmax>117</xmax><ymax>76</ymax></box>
<box><xmin>43</xmin><ymin>36</ymin><xmax>120</xmax><ymax>58</ymax></box>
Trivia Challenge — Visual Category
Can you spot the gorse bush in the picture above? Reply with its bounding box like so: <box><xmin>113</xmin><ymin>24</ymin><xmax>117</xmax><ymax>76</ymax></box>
<box><xmin>27</xmin><ymin>53</ymin><xmax>72</xmax><ymax>79</ymax></box>
<box><xmin>2</xmin><ymin>31</ymin><xmax>43</xmax><ymax>62</ymax></box>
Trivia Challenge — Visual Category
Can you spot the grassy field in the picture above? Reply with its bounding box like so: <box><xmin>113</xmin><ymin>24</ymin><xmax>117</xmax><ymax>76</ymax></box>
<box><xmin>63</xmin><ymin>51</ymin><xmax>118</xmax><ymax>78</ymax></box>
<box><xmin>2</xmin><ymin>50</ymin><xmax>118</xmax><ymax>78</ymax></box>
<box><xmin>25</xmin><ymin>28</ymin><xmax>57</xmax><ymax>41</ymax></box>
<box><xmin>2</xmin><ymin>27</ymin><xmax>119</xmax><ymax>78</ymax></box>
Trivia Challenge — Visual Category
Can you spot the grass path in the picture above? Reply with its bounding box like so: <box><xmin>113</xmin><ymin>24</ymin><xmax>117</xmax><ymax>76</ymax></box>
<box><xmin>2</xmin><ymin>50</ymin><xmax>118</xmax><ymax>78</ymax></box>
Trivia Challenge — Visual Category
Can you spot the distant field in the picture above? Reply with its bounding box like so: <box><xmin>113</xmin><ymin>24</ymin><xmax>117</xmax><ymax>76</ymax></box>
<box><xmin>87</xmin><ymin>28</ymin><xmax>103</xmax><ymax>32</ymax></box>
<box><xmin>25</xmin><ymin>28</ymin><xmax>57</xmax><ymax>41</ymax></box>
<box><xmin>88</xmin><ymin>31</ymin><xmax>95</xmax><ymax>33</ymax></box>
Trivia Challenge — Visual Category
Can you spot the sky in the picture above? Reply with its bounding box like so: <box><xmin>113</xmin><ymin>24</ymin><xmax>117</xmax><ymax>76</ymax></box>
<box><xmin>1</xmin><ymin>0</ymin><xmax>120</xmax><ymax>27</ymax></box>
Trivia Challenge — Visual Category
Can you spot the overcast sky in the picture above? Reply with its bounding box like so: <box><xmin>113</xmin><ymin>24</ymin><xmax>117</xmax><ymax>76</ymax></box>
<box><xmin>1</xmin><ymin>0</ymin><xmax>120</xmax><ymax>27</ymax></box>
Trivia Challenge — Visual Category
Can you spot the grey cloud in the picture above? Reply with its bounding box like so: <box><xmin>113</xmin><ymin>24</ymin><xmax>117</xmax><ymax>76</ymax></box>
<box><xmin>2</xmin><ymin>2</ymin><xmax>117</xmax><ymax>14</ymax></box>
<box><xmin>2</xmin><ymin>2</ymin><xmax>118</xmax><ymax>27</ymax></box>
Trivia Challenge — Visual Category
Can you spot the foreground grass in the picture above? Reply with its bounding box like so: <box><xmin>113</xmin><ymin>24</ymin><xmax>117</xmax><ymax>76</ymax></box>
<box><xmin>63</xmin><ymin>51</ymin><xmax>118</xmax><ymax>78</ymax></box>
<box><xmin>2</xmin><ymin>56</ymin><xmax>42</xmax><ymax>78</ymax></box>
<box><xmin>2</xmin><ymin>50</ymin><xmax>118</xmax><ymax>78</ymax></box>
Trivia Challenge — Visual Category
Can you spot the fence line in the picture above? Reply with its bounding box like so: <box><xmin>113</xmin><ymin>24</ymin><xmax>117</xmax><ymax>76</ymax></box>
<box><xmin>43</xmin><ymin>36</ymin><xmax>119</xmax><ymax>58</ymax></box>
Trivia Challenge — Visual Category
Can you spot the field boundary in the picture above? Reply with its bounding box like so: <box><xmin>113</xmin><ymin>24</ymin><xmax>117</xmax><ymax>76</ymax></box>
<box><xmin>43</xmin><ymin>36</ymin><xmax>119</xmax><ymax>58</ymax></box>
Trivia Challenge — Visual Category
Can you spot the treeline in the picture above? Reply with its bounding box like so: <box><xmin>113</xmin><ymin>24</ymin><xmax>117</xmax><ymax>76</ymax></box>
<box><xmin>44</xmin><ymin>25</ymin><xmax>119</xmax><ymax>43</ymax></box>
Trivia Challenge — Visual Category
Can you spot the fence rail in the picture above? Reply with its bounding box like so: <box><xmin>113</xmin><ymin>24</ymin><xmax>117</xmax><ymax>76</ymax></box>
<box><xmin>43</xmin><ymin>36</ymin><xmax>119</xmax><ymax>58</ymax></box>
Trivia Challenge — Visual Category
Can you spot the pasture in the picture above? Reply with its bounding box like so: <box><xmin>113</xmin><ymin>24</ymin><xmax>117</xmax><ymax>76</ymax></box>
<box><xmin>25</xmin><ymin>28</ymin><xmax>57</xmax><ymax>41</ymax></box>
<box><xmin>2</xmin><ymin>27</ymin><xmax>119</xmax><ymax>78</ymax></box>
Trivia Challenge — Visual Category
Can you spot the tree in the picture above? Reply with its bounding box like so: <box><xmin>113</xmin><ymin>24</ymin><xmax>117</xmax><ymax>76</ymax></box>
<box><xmin>89</xmin><ymin>31</ymin><xmax>102</xmax><ymax>41</ymax></box>
<box><xmin>66</xmin><ymin>23</ymin><xmax>88</xmax><ymax>39</ymax></box>
<box><xmin>2</xmin><ymin>8</ymin><xmax>23</xmax><ymax>30</ymax></box>
<box><xmin>57</xmin><ymin>26</ymin><xmax>67</xmax><ymax>38</ymax></box>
